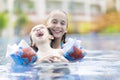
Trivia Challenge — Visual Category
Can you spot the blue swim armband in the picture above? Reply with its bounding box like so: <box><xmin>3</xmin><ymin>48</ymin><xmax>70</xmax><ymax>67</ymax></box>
<box><xmin>10</xmin><ymin>47</ymin><xmax>37</xmax><ymax>65</ymax></box>
<box><xmin>6</xmin><ymin>40</ymin><xmax>37</xmax><ymax>65</ymax></box>
<box><xmin>62</xmin><ymin>38</ymin><xmax>86</xmax><ymax>61</ymax></box>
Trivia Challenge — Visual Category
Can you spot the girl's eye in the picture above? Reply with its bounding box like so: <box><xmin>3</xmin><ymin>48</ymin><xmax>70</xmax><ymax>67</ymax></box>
<box><xmin>61</xmin><ymin>21</ymin><xmax>66</xmax><ymax>25</ymax></box>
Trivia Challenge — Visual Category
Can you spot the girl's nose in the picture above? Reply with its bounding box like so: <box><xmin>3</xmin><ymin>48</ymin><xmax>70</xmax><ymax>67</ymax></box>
<box><xmin>56</xmin><ymin>23</ymin><xmax>61</xmax><ymax>28</ymax></box>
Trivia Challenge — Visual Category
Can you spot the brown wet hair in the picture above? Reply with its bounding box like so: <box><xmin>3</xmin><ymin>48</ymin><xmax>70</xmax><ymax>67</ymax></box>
<box><xmin>30</xmin><ymin>27</ymin><xmax>54</xmax><ymax>52</ymax></box>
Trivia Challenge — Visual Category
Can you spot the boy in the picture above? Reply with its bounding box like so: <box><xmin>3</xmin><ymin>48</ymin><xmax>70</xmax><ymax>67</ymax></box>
<box><xmin>30</xmin><ymin>24</ymin><xmax>68</xmax><ymax>63</ymax></box>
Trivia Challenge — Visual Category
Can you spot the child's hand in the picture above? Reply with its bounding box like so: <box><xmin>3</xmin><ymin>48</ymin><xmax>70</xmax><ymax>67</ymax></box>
<box><xmin>47</xmin><ymin>56</ymin><xmax>68</xmax><ymax>63</ymax></box>
<box><xmin>36</xmin><ymin>54</ymin><xmax>68</xmax><ymax>63</ymax></box>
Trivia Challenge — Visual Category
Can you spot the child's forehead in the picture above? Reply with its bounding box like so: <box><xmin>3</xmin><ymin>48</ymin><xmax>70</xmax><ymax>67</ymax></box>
<box><xmin>48</xmin><ymin>13</ymin><xmax>67</xmax><ymax>22</ymax></box>
<box><xmin>50</xmin><ymin>12</ymin><xmax>66</xmax><ymax>18</ymax></box>
<box><xmin>33</xmin><ymin>25</ymin><xmax>45</xmax><ymax>29</ymax></box>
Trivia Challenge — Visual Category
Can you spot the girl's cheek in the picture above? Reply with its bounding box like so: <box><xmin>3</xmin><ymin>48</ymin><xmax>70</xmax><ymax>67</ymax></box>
<box><xmin>63</xmin><ymin>26</ymin><xmax>67</xmax><ymax>30</ymax></box>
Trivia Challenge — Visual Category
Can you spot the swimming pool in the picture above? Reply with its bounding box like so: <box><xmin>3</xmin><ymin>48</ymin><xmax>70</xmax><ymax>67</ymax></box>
<box><xmin>0</xmin><ymin>34</ymin><xmax>120</xmax><ymax>80</ymax></box>
<box><xmin>0</xmin><ymin>50</ymin><xmax>120</xmax><ymax>80</ymax></box>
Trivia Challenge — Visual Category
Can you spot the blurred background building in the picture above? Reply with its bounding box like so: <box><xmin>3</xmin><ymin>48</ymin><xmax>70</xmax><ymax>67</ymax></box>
<box><xmin>0</xmin><ymin>0</ymin><xmax>120</xmax><ymax>38</ymax></box>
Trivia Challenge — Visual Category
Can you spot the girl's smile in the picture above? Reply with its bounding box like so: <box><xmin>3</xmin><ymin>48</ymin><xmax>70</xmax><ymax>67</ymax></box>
<box><xmin>47</xmin><ymin>10</ymin><xmax>68</xmax><ymax>38</ymax></box>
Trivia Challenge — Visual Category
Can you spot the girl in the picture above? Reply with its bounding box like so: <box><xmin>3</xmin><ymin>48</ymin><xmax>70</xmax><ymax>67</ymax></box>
<box><xmin>46</xmin><ymin>10</ymin><xmax>68</xmax><ymax>49</ymax></box>
<box><xmin>46</xmin><ymin>10</ymin><xmax>86</xmax><ymax>61</ymax></box>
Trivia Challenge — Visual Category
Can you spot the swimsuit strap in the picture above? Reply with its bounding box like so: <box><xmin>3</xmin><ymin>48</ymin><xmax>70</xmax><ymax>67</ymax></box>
<box><xmin>60</xmin><ymin>42</ymin><xmax>63</xmax><ymax>49</ymax></box>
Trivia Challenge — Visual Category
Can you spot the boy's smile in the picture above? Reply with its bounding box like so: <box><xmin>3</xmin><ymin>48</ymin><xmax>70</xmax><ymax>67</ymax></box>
<box><xmin>31</xmin><ymin>25</ymin><xmax>50</xmax><ymax>43</ymax></box>
<box><xmin>35</xmin><ymin>30</ymin><xmax>44</xmax><ymax>38</ymax></box>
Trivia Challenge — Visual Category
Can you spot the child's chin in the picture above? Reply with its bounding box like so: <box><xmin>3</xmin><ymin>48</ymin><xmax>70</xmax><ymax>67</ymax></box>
<box><xmin>54</xmin><ymin>35</ymin><xmax>62</xmax><ymax>38</ymax></box>
<box><xmin>37</xmin><ymin>38</ymin><xmax>46</xmax><ymax>42</ymax></box>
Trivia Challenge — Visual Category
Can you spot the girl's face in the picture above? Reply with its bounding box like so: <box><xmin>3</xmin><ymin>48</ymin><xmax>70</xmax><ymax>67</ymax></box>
<box><xmin>46</xmin><ymin>11</ymin><xmax>68</xmax><ymax>38</ymax></box>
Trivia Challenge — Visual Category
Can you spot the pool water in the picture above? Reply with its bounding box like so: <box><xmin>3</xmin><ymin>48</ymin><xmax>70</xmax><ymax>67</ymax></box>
<box><xmin>0</xmin><ymin>50</ymin><xmax>120</xmax><ymax>80</ymax></box>
<box><xmin>0</xmin><ymin>34</ymin><xmax>120</xmax><ymax>80</ymax></box>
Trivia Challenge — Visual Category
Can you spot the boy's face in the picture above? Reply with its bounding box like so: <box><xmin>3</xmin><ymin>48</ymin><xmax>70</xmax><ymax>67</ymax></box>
<box><xmin>47</xmin><ymin>12</ymin><xmax>67</xmax><ymax>38</ymax></box>
<box><xmin>31</xmin><ymin>24</ymin><xmax>50</xmax><ymax>44</ymax></box>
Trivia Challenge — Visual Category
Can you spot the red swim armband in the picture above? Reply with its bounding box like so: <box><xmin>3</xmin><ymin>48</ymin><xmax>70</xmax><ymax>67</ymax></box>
<box><xmin>64</xmin><ymin>46</ymin><xmax>86</xmax><ymax>61</ymax></box>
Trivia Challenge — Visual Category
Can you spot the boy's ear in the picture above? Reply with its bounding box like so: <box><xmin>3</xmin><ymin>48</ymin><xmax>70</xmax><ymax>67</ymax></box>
<box><xmin>32</xmin><ymin>42</ymin><xmax>35</xmax><ymax>47</ymax></box>
<box><xmin>49</xmin><ymin>35</ymin><xmax>54</xmax><ymax>40</ymax></box>
<box><xmin>30</xmin><ymin>35</ymin><xmax>35</xmax><ymax>47</ymax></box>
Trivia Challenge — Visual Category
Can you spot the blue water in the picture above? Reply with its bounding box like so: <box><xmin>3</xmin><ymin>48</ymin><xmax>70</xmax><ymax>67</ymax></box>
<box><xmin>0</xmin><ymin>34</ymin><xmax>120</xmax><ymax>80</ymax></box>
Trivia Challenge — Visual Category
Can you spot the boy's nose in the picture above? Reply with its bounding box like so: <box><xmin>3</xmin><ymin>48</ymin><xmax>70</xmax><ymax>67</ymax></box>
<box><xmin>36</xmin><ymin>28</ymin><xmax>41</xmax><ymax>31</ymax></box>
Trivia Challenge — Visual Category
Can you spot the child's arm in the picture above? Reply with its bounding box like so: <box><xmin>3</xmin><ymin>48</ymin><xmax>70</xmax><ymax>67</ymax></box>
<box><xmin>36</xmin><ymin>50</ymin><xmax>68</xmax><ymax>64</ymax></box>
<box><xmin>36</xmin><ymin>55</ymin><xmax>68</xmax><ymax>63</ymax></box>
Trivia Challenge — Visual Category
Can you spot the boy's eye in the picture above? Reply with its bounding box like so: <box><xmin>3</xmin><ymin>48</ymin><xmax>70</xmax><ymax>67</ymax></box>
<box><xmin>40</xmin><ymin>27</ymin><xmax>44</xmax><ymax>29</ymax></box>
<box><xmin>33</xmin><ymin>27</ymin><xmax>44</xmax><ymax>32</ymax></box>
<box><xmin>52</xmin><ymin>19</ymin><xmax>58</xmax><ymax>24</ymax></box>
<box><xmin>33</xmin><ymin>28</ymin><xmax>37</xmax><ymax>32</ymax></box>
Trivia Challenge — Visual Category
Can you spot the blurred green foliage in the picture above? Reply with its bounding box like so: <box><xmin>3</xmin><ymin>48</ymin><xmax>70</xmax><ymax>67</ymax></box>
<box><xmin>0</xmin><ymin>12</ymin><xmax>8</xmax><ymax>30</ymax></box>
<box><xmin>101</xmin><ymin>23</ymin><xmax>120</xmax><ymax>33</ymax></box>
<box><xmin>99</xmin><ymin>12</ymin><xmax>120</xmax><ymax>33</ymax></box>
<box><xmin>68</xmin><ymin>6</ymin><xmax>120</xmax><ymax>34</ymax></box>
<box><xmin>14</xmin><ymin>13</ymin><xmax>28</xmax><ymax>36</ymax></box>
<box><xmin>16</xmin><ymin>13</ymin><xmax>28</xmax><ymax>27</ymax></box>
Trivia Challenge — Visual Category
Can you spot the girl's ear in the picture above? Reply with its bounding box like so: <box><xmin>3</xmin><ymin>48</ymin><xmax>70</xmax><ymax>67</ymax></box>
<box><xmin>49</xmin><ymin>35</ymin><xmax>54</xmax><ymax>40</ymax></box>
<box><xmin>65</xmin><ymin>30</ymin><xmax>67</xmax><ymax>33</ymax></box>
<box><xmin>46</xmin><ymin>25</ymin><xmax>49</xmax><ymax>28</ymax></box>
